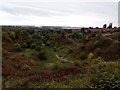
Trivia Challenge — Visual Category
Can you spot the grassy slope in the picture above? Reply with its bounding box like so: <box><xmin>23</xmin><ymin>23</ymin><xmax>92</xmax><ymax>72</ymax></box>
<box><xmin>2</xmin><ymin>29</ymin><xmax>120</xmax><ymax>88</ymax></box>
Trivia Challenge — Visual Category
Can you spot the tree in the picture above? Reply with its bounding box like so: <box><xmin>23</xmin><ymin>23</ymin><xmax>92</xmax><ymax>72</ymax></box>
<box><xmin>81</xmin><ymin>27</ymin><xmax>86</xmax><ymax>34</ymax></box>
<box><xmin>103</xmin><ymin>24</ymin><xmax>107</xmax><ymax>28</ymax></box>
<box><xmin>107</xmin><ymin>23</ymin><xmax>112</xmax><ymax>28</ymax></box>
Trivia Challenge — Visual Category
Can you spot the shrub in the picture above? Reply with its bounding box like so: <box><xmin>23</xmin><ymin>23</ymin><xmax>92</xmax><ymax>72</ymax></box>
<box><xmin>93</xmin><ymin>41</ymin><xmax>99</xmax><ymax>47</ymax></box>
<box><xmin>46</xmin><ymin>41</ymin><xmax>51</xmax><ymax>46</ymax></box>
<box><xmin>80</xmin><ymin>44</ymin><xmax>86</xmax><ymax>50</ymax></box>
<box><xmin>53</xmin><ymin>47</ymin><xmax>57</xmax><ymax>52</ymax></box>
<box><xmin>41</xmin><ymin>43</ymin><xmax>45</xmax><ymax>48</ymax></box>
<box><xmin>3</xmin><ymin>78</ymin><xmax>28</xmax><ymax>88</ymax></box>
<box><xmin>87</xmin><ymin>42</ymin><xmax>96</xmax><ymax>51</ymax></box>
<box><xmin>9</xmin><ymin>31</ymin><xmax>15</xmax><ymax>40</ymax></box>
<box><xmin>96</xmin><ymin>77</ymin><xmax>120</xmax><ymax>89</ymax></box>
<box><xmin>22</xmin><ymin>42</ymin><xmax>28</xmax><ymax>48</ymax></box>
<box><xmin>85</xmin><ymin>35</ymin><xmax>90</xmax><ymax>41</ymax></box>
<box><xmin>2</xmin><ymin>32</ymin><xmax>11</xmax><ymax>42</ymax></box>
<box><xmin>32</xmin><ymin>33</ymin><xmax>41</xmax><ymax>39</ymax></box>
<box><xmin>80</xmin><ymin>52</ymin><xmax>87</xmax><ymax>60</ymax></box>
<box><xmin>14</xmin><ymin>43</ymin><xmax>22</xmax><ymax>52</ymax></box>
<box><xmin>38</xmin><ymin>50</ymin><xmax>47</xmax><ymax>60</ymax></box>
<box><xmin>88</xmin><ymin>53</ymin><xmax>95</xmax><ymax>60</ymax></box>
<box><xmin>94</xmin><ymin>48</ymin><xmax>102</xmax><ymax>55</ymax></box>
<box><xmin>52</xmin><ymin>62</ymin><xmax>60</xmax><ymax>70</ymax></box>
<box><xmin>71</xmin><ymin>32</ymin><xmax>82</xmax><ymax>40</ymax></box>
<box><xmin>73</xmin><ymin>61</ymin><xmax>81</xmax><ymax>67</ymax></box>
<box><xmin>31</xmin><ymin>43</ymin><xmax>36</xmax><ymax>49</ymax></box>
<box><xmin>69</xmin><ymin>49</ymin><xmax>73</xmax><ymax>54</ymax></box>
<box><xmin>3</xmin><ymin>64</ymin><xmax>16</xmax><ymax>76</ymax></box>
<box><xmin>35</xmin><ymin>45</ymin><xmax>41</xmax><ymax>51</ymax></box>
<box><xmin>90</xmin><ymin>61</ymin><xmax>120</xmax><ymax>89</ymax></box>
<box><xmin>94</xmin><ymin>38</ymin><xmax>107</xmax><ymax>47</ymax></box>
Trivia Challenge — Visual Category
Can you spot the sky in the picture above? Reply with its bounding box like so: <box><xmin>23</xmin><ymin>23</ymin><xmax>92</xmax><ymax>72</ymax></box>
<box><xmin>0</xmin><ymin>0</ymin><xmax>119</xmax><ymax>27</ymax></box>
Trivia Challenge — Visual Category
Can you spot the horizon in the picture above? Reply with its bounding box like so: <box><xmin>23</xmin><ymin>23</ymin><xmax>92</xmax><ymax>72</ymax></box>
<box><xmin>1</xmin><ymin>23</ymin><xmax>118</xmax><ymax>28</ymax></box>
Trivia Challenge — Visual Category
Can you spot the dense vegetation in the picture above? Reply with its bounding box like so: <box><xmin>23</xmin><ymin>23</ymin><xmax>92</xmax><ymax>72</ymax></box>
<box><xmin>2</xmin><ymin>26</ymin><xmax>120</xmax><ymax>89</ymax></box>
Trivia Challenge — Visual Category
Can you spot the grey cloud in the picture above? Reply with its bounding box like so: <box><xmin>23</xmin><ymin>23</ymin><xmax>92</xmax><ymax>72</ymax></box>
<box><xmin>0</xmin><ymin>1</ymin><xmax>118</xmax><ymax>26</ymax></box>
<box><xmin>1</xmin><ymin>2</ymin><xmax>117</xmax><ymax>17</ymax></box>
<box><xmin>1</xmin><ymin>3</ymin><xmax>67</xmax><ymax>17</ymax></box>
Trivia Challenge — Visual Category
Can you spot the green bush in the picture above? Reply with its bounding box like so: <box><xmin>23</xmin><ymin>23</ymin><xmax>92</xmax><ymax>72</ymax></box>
<box><xmin>69</xmin><ymin>49</ymin><xmax>73</xmax><ymax>54</ymax></box>
<box><xmin>35</xmin><ymin>45</ymin><xmax>41</xmax><ymax>51</ymax></box>
<box><xmin>41</xmin><ymin>43</ymin><xmax>45</xmax><ymax>48</ymax></box>
<box><xmin>93</xmin><ymin>41</ymin><xmax>100</xmax><ymax>47</ymax></box>
<box><xmin>2</xmin><ymin>32</ymin><xmax>11</xmax><ymax>42</ymax></box>
<box><xmin>80</xmin><ymin>52</ymin><xmax>87</xmax><ymax>60</ymax></box>
<box><xmin>14</xmin><ymin>43</ymin><xmax>22</xmax><ymax>52</ymax></box>
<box><xmin>22</xmin><ymin>42</ymin><xmax>28</xmax><ymax>48</ymax></box>
<box><xmin>31</xmin><ymin>43</ymin><xmax>36</xmax><ymax>49</ymax></box>
<box><xmin>73</xmin><ymin>61</ymin><xmax>81</xmax><ymax>67</ymax></box>
<box><xmin>53</xmin><ymin>47</ymin><xmax>57</xmax><ymax>52</ymax></box>
<box><xmin>88</xmin><ymin>52</ymin><xmax>95</xmax><ymax>60</ymax></box>
<box><xmin>96</xmin><ymin>77</ymin><xmax>120</xmax><ymax>89</ymax></box>
<box><xmin>38</xmin><ymin>50</ymin><xmax>47</xmax><ymax>60</ymax></box>
<box><xmin>94</xmin><ymin>48</ymin><xmax>102</xmax><ymax>55</ymax></box>
<box><xmin>90</xmin><ymin>61</ymin><xmax>120</xmax><ymax>89</ymax></box>
<box><xmin>46</xmin><ymin>41</ymin><xmax>51</xmax><ymax>46</ymax></box>
<box><xmin>87</xmin><ymin>41</ymin><xmax>96</xmax><ymax>51</ymax></box>
<box><xmin>52</xmin><ymin>62</ymin><xmax>61</xmax><ymax>70</ymax></box>
<box><xmin>9</xmin><ymin>31</ymin><xmax>15</xmax><ymax>40</ymax></box>
<box><xmin>71</xmin><ymin>32</ymin><xmax>82</xmax><ymax>40</ymax></box>
<box><xmin>95</xmin><ymin>37</ymin><xmax>109</xmax><ymax>47</ymax></box>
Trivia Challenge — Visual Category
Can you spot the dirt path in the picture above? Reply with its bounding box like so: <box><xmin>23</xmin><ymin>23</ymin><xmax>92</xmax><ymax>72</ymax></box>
<box><xmin>55</xmin><ymin>54</ymin><xmax>73</xmax><ymax>63</ymax></box>
<box><xmin>107</xmin><ymin>37</ymin><xmax>119</xmax><ymax>43</ymax></box>
<box><xmin>103</xmin><ymin>33</ymin><xmax>119</xmax><ymax>43</ymax></box>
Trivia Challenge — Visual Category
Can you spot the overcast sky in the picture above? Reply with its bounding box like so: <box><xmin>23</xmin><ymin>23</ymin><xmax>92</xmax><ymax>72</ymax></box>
<box><xmin>0</xmin><ymin>0</ymin><xmax>119</xmax><ymax>27</ymax></box>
